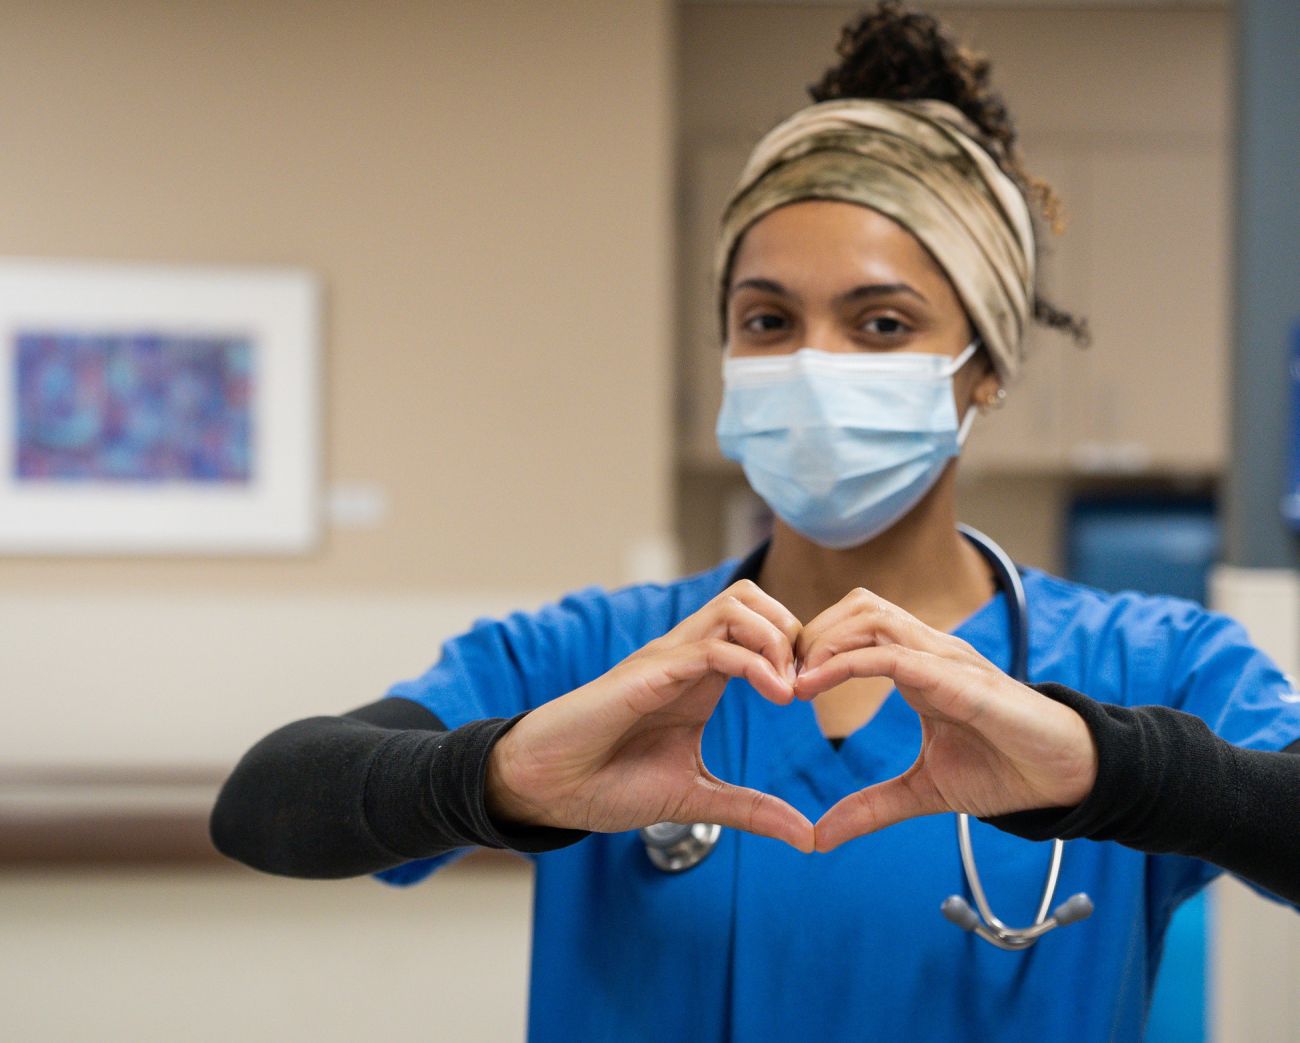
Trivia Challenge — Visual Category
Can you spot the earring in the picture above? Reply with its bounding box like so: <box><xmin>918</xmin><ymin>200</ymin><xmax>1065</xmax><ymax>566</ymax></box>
<box><xmin>983</xmin><ymin>388</ymin><xmax>1007</xmax><ymax>411</ymax></box>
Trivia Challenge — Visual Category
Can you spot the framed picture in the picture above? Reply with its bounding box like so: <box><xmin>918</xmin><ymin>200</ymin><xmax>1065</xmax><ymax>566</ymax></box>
<box><xmin>0</xmin><ymin>259</ymin><xmax>321</xmax><ymax>554</ymax></box>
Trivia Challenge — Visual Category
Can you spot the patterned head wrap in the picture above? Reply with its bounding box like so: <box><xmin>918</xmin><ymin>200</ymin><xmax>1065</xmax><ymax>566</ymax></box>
<box><xmin>715</xmin><ymin>98</ymin><xmax>1036</xmax><ymax>384</ymax></box>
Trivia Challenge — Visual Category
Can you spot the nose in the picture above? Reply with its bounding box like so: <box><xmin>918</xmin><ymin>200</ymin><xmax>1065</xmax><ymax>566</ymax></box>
<box><xmin>783</xmin><ymin>317</ymin><xmax>856</xmax><ymax>355</ymax></box>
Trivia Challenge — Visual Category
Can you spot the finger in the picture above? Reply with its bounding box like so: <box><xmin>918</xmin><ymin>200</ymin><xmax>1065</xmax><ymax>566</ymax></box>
<box><xmin>694</xmin><ymin>638</ymin><xmax>797</xmax><ymax>706</ymax></box>
<box><xmin>642</xmin><ymin>638</ymin><xmax>793</xmax><ymax>708</ymax></box>
<box><xmin>670</xmin><ymin>579</ymin><xmax>796</xmax><ymax>646</ymax></box>
<box><xmin>678</xmin><ymin>774</ymin><xmax>815</xmax><ymax>854</ymax></box>
<box><xmin>793</xmin><ymin>591</ymin><xmax>865</xmax><ymax>668</ymax></box>
<box><xmin>609</xmin><ymin>639</ymin><xmax>794</xmax><ymax>733</ymax></box>
<box><xmin>703</xmin><ymin>595</ymin><xmax>799</xmax><ymax>685</ymax></box>
<box><xmin>798</xmin><ymin>588</ymin><xmax>977</xmax><ymax>675</ymax></box>
<box><xmin>793</xmin><ymin>644</ymin><xmax>912</xmax><ymax>697</ymax></box>
<box><xmin>814</xmin><ymin>771</ymin><xmax>947</xmax><ymax>853</ymax></box>
<box><xmin>797</xmin><ymin>587</ymin><xmax>918</xmax><ymax>678</ymax></box>
<box><xmin>717</xmin><ymin>579</ymin><xmax>803</xmax><ymax>650</ymax></box>
<box><xmin>794</xmin><ymin>646</ymin><xmax>986</xmax><ymax>725</ymax></box>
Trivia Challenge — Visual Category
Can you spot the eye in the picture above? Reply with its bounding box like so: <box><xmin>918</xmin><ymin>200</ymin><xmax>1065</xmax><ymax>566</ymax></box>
<box><xmin>861</xmin><ymin>315</ymin><xmax>910</xmax><ymax>336</ymax></box>
<box><xmin>740</xmin><ymin>311</ymin><xmax>789</xmax><ymax>335</ymax></box>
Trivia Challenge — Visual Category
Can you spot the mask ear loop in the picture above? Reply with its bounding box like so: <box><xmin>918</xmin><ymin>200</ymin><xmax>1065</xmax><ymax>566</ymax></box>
<box><xmin>941</xmin><ymin>337</ymin><xmax>982</xmax><ymax>378</ymax></box>
<box><xmin>957</xmin><ymin>401</ymin><xmax>979</xmax><ymax>446</ymax></box>
<box><xmin>950</xmin><ymin>338</ymin><xmax>984</xmax><ymax>447</ymax></box>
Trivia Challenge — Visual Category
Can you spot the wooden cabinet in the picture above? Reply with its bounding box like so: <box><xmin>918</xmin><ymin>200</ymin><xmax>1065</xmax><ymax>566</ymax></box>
<box><xmin>968</xmin><ymin>139</ymin><xmax>1230</xmax><ymax>476</ymax></box>
<box><xmin>1069</xmin><ymin>143</ymin><xmax>1229</xmax><ymax>473</ymax></box>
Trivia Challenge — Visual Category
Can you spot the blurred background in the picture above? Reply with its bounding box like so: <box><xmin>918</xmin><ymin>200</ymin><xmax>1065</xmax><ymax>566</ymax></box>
<box><xmin>1</xmin><ymin>1</ymin><xmax>1296</xmax><ymax>1040</ymax></box>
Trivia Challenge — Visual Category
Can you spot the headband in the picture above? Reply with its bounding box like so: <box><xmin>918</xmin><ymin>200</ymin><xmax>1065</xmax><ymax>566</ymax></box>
<box><xmin>715</xmin><ymin>99</ymin><xmax>1036</xmax><ymax>384</ymax></box>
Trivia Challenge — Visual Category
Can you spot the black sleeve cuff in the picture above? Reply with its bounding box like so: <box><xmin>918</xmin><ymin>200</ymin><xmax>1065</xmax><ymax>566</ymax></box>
<box><xmin>364</xmin><ymin>710</ymin><xmax>593</xmax><ymax>858</ymax></box>
<box><xmin>978</xmin><ymin>682</ymin><xmax>1123</xmax><ymax>842</ymax></box>
<box><xmin>981</xmin><ymin>682</ymin><xmax>1233</xmax><ymax>856</ymax></box>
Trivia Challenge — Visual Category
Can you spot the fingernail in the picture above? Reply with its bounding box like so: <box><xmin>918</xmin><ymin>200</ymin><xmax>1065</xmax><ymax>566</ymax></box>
<box><xmin>785</xmin><ymin>662</ymin><xmax>797</xmax><ymax>686</ymax></box>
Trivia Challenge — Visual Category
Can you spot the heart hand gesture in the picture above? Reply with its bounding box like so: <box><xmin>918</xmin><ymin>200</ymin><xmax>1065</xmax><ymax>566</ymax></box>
<box><xmin>486</xmin><ymin>581</ymin><xmax>1098</xmax><ymax>855</ymax></box>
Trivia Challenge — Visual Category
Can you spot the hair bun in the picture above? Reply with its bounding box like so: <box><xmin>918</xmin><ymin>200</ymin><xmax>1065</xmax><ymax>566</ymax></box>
<box><xmin>808</xmin><ymin>0</ymin><xmax>1014</xmax><ymax>169</ymax></box>
<box><xmin>808</xmin><ymin>1</ymin><xmax>1089</xmax><ymax>347</ymax></box>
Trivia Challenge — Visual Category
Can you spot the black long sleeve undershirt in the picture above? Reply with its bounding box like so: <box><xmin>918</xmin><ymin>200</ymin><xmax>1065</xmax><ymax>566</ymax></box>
<box><xmin>211</xmin><ymin>685</ymin><xmax>1300</xmax><ymax>903</ymax></box>
<box><xmin>209</xmin><ymin>697</ymin><xmax>588</xmax><ymax>879</ymax></box>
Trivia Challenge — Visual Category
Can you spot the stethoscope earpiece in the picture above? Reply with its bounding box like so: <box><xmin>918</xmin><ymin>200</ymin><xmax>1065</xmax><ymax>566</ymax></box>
<box><xmin>1053</xmin><ymin>892</ymin><xmax>1096</xmax><ymax>926</ymax></box>
<box><xmin>941</xmin><ymin>895</ymin><xmax>981</xmax><ymax>932</ymax></box>
<box><xmin>940</xmin><ymin>884</ymin><xmax>1094</xmax><ymax>950</ymax></box>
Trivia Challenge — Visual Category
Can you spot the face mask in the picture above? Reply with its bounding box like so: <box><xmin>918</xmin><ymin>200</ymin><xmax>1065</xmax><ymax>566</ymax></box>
<box><xmin>715</xmin><ymin>340</ymin><xmax>980</xmax><ymax>550</ymax></box>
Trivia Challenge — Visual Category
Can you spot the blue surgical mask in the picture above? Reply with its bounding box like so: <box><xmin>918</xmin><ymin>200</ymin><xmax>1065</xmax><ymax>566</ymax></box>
<box><xmin>715</xmin><ymin>340</ymin><xmax>980</xmax><ymax>549</ymax></box>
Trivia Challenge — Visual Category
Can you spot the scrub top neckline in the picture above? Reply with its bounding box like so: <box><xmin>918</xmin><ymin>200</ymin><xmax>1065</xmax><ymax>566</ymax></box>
<box><xmin>789</xmin><ymin>583</ymin><xmax>1009</xmax><ymax>770</ymax></box>
<box><xmin>721</xmin><ymin>539</ymin><xmax>1013</xmax><ymax>788</ymax></box>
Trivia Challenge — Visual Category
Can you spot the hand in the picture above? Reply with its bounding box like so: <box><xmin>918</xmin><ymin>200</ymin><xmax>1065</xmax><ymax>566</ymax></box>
<box><xmin>793</xmin><ymin>588</ymin><xmax>1099</xmax><ymax>853</ymax></box>
<box><xmin>486</xmin><ymin>580</ymin><xmax>816</xmax><ymax>852</ymax></box>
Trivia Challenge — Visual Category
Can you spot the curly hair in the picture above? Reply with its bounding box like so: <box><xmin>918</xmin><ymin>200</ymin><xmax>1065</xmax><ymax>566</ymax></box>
<box><xmin>808</xmin><ymin>0</ymin><xmax>1089</xmax><ymax>346</ymax></box>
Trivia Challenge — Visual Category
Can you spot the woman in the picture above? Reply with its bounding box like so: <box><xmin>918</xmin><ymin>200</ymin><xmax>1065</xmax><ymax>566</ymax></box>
<box><xmin>211</xmin><ymin>4</ymin><xmax>1300</xmax><ymax>1040</ymax></box>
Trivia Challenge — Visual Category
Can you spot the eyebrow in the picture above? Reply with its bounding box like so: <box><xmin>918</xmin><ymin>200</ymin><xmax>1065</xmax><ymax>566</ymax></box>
<box><xmin>729</xmin><ymin>278</ymin><xmax>929</xmax><ymax>306</ymax></box>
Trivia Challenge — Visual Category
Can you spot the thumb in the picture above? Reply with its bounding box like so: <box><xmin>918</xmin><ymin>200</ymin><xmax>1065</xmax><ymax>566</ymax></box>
<box><xmin>679</xmin><ymin>774</ymin><xmax>815</xmax><ymax>854</ymax></box>
<box><xmin>814</xmin><ymin>771</ymin><xmax>946</xmax><ymax>853</ymax></box>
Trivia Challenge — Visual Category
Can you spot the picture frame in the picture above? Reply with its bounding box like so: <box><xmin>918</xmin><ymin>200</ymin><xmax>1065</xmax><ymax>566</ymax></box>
<box><xmin>0</xmin><ymin>259</ymin><xmax>322</xmax><ymax>554</ymax></box>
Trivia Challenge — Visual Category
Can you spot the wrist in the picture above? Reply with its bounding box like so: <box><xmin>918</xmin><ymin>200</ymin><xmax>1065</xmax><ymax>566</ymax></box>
<box><xmin>982</xmin><ymin>682</ymin><xmax>1111</xmax><ymax>842</ymax></box>
<box><xmin>484</xmin><ymin>729</ymin><xmax>545</xmax><ymax>829</ymax></box>
<box><xmin>1053</xmin><ymin>703</ymin><xmax>1100</xmax><ymax>807</ymax></box>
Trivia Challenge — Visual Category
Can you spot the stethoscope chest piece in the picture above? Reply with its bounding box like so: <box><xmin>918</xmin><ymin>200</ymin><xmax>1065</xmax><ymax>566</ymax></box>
<box><xmin>640</xmin><ymin>821</ymin><xmax>722</xmax><ymax>872</ymax></box>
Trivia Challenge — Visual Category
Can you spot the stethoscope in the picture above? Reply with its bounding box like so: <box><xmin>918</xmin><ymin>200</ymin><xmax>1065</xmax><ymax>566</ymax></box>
<box><xmin>639</xmin><ymin>524</ymin><xmax>1095</xmax><ymax>951</ymax></box>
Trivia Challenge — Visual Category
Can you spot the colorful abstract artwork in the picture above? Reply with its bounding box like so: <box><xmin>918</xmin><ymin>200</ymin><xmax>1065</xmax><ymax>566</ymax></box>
<box><xmin>0</xmin><ymin>260</ymin><xmax>318</xmax><ymax>554</ymax></box>
<box><xmin>14</xmin><ymin>331</ymin><xmax>254</xmax><ymax>484</ymax></box>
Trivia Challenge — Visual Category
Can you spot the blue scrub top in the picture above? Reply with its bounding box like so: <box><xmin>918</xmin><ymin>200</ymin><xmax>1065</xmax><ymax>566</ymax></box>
<box><xmin>376</xmin><ymin>544</ymin><xmax>1300</xmax><ymax>1042</ymax></box>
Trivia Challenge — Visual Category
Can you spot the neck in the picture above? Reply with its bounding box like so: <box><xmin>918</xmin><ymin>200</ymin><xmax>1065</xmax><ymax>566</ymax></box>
<box><xmin>755</xmin><ymin>464</ymin><xmax>995</xmax><ymax>631</ymax></box>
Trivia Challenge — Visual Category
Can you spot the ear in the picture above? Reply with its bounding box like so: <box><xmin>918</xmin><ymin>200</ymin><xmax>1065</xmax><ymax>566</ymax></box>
<box><xmin>960</xmin><ymin>344</ymin><xmax>1003</xmax><ymax>413</ymax></box>
<box><xmin>972</xmin><ymin>366</ymin><xmax>1003</xmax><ymax>412</ymax></box>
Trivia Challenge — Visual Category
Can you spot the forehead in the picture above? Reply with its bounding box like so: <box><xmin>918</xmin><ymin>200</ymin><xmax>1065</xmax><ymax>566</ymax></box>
<box><xmin>728</xmin><ymin>199</ymin><xmax>951</xmax><ymax>294</ymax></box>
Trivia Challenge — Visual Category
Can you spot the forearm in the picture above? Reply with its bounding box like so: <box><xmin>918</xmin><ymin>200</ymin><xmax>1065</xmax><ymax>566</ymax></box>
<box><xmin>209</xmin><ymin>698</ymin><xmax>590</xmax><ymax>879</ymax></box>
<box><xmin>985</xmin><ymin>683</ymin><xmax>1300</xmax><ymax>904</ymax></box>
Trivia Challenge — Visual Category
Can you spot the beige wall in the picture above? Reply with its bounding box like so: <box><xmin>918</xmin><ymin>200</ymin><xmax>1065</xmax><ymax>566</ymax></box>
<box><xmin>0</xmin><ymin>0</ymin><xmax>675</xmax><ymax>595</ymax></box>
<box><xmin>0</xmin><ymin>862</ymin><xmax>535</xmax><ymax>1042</ymax></box>
<box><xmin>0</xmin><ymin>6</ymin><xmax>672</xmax><ymax>1039</ymax></box>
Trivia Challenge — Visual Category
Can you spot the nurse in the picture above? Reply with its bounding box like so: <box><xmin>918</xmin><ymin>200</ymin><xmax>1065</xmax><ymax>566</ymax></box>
<box><xmin>211</xmin><ymin>3</ymin><xmax>1300</xmax><ymax>1040</ymax></box>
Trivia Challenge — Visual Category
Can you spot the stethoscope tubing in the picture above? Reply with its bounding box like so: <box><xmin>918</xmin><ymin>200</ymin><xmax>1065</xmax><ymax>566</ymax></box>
<box><xmin>948</xmin><ymin>524</ymin><xmax>1092</xmax><ymax>948</ymax></box>
<box><xmin>639</xmin><ymin>525</ymin><xmax>1094</xmax><ymax>949</ymax></box>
